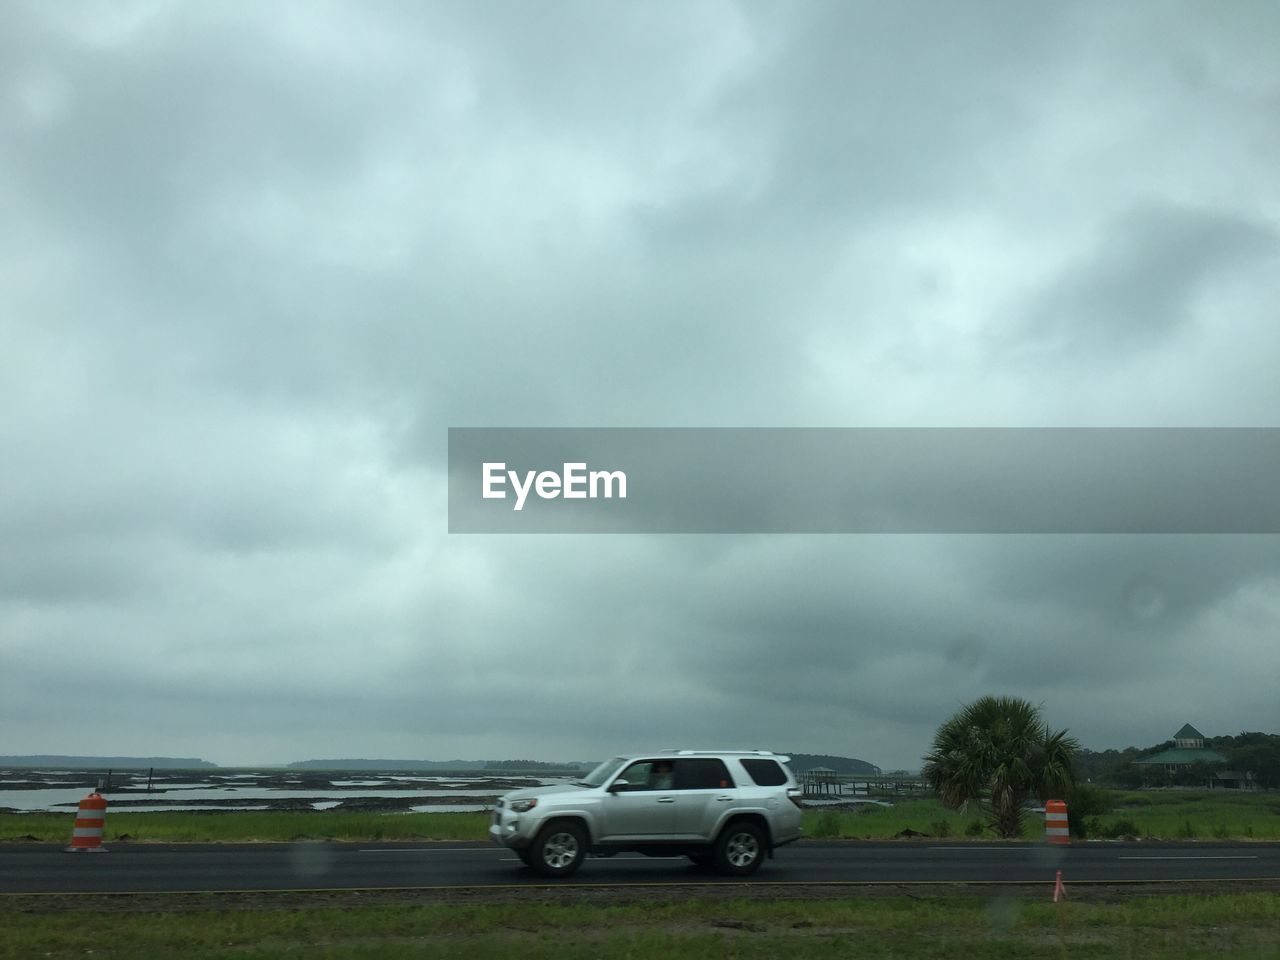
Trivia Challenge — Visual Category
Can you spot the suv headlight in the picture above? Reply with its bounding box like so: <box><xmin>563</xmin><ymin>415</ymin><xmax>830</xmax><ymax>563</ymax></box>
<box><xmin>509</xmin><ymin>798</ymin><xmax>538</xmax><ymax>813</ymax></box>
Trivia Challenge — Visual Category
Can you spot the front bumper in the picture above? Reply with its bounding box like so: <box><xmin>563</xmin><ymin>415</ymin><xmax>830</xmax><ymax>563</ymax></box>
<box><xmin>489</xmin><ymin>803</ymin><xmax>536</xmax><ymax>849</ymax></box>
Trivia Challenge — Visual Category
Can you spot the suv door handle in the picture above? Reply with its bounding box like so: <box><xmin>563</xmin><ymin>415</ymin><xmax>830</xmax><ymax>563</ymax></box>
<box><xmin>715</xmin><ymin>796</ymin><xmax>734</xmax><ymax>802</ymax></box>
<box><xmin>657</xmin><ymin>797</ymin><xmax>676</xmax><ymax>803</ymax></box>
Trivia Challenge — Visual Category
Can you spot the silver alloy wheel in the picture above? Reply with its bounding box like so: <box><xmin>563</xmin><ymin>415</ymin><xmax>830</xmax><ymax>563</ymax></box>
<box><xmin>542</xmin><ymin>831</ymin><xmax>580</xmax><ymax>869</ymax></box>
<box><xmin>725</xmin><ymin>831</ymin><xmax>760</xmax><ymax>868</ymax></box>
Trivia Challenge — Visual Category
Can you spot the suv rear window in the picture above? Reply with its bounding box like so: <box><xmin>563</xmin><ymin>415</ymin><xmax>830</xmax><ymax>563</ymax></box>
<box><xmin>740</xmin><ymin>758</ymin><xmax>789</xmax><ymax>786</ymax></box>
<box><xmin>675</xmin><ymin>758</ymin><xmax>735</xmax><ymax>789</ymax></box>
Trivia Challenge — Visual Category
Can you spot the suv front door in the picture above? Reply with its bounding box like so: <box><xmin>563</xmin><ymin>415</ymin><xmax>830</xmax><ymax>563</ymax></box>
<box><xmin>597</xmin><ymin>760</ymin><xmax>677</xmax><ymax>841</ymax></box>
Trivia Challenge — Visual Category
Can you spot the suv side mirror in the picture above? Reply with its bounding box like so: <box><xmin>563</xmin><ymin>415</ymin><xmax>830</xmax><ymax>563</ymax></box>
<box><xmin>607</xmin><ymin>779</ymin><xmax>631</xmax><ymax>792</ymax></box>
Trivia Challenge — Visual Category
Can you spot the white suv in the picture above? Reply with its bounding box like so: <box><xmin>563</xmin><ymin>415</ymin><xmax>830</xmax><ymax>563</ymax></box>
<box><xmin>489</xmin><ymin>750</ymin><xmax>804</xmax><ymax>878</ymax></box>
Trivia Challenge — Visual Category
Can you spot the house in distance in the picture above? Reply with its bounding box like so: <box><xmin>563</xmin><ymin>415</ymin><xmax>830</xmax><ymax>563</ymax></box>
<box><xmin>1134</xmin><ymin>723</ymin><xmax>1256</xmax><ymax>790</ymax></box>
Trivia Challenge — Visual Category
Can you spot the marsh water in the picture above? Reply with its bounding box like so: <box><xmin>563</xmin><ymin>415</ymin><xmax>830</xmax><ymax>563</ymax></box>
<box><xmin>0</xmin><ymin>768</ymin><xmax>561</xmax><ymax>814</ymax></box>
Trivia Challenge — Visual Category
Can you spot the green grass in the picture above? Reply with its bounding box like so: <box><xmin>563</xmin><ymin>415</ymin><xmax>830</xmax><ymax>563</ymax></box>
<box><xmin>804</xmin><ymin>799</ymin><xmax>990</xmax><ymax>839</ymax></box>
<box><xmin>1103</xmin><ymin>791</ymin><xmax>1280</xmax><ymax>840</ymax></box>
<box><xmin>0</xmin><ymin>810</ymin><xmax>491</xmax><ymax>843</ymax></box>
<box><xmin>2</xmin><ymin>894</ymin><xmax>1278</xmax><ymax>959</ymax></box>
<box><xmin>807</xmin><ymin>792</ymin><xmax>1280</xmax><ymax>841</ymax></box>
<box><xmin>4</xmin><ymin>790</ymin><xmax>1276</xmax><ymax>845</ymax></box>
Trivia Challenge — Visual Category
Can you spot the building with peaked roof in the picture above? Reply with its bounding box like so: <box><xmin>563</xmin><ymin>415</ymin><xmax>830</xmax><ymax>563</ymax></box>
<box><xmin>1134</xmin><ymin>723</ymin><xmax>1228</xmax><ymax>779</ymax></box>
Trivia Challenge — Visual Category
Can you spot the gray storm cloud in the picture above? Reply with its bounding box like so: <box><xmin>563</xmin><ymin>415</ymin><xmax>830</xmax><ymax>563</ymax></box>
<box><xmin>2</xmin><ymin>0</ymin><xmax>1278</xmax><ymax>769</ymax></box>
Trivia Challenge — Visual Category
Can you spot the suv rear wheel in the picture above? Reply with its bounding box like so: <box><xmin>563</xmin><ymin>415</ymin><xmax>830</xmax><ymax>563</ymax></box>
<box><xmin>714</xmin><ymin>821</ymin><xmax>765</xmax><ymax>876</ymax></box>
<box><xmin>530</xmin><ymin>821</ymin><xmax>587</xmax><ymax>878</ymax></box>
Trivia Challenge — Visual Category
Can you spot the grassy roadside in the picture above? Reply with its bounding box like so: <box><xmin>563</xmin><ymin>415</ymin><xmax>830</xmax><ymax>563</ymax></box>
<box><xmin>2</xmin><ymin>894</ymin><xmax>1278</xmax><ymax>959</ymax></box>
<box><xmin>0</xmin><ymin>810</ymin><xmax>492</xmax><ymax>843</ymax></box>
<box><xmin>1100</xmin><ymin>791</ymin><xmax>1280</xmax><ymax>840</ymax></box>
<box><xmin>3</xmin><ymin>791</ymin><xmax>1276</xmax><ymax>843</ymax></box>
<box><xmin>806</xmin><ymin>793</ymin><xmax>1280</xmax><ymax>840</ymax></box>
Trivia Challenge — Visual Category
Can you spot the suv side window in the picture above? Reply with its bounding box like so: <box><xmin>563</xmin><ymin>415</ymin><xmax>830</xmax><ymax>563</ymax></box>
<box><xmin>614</xmin><ymin>760</ymin><xmax>674</xmax><ymax>791</ymax></box>
<box><xmin>674</xmin><ymin>758</ymin><xmax>735</xmax><ymax>790</ymax></box>
<box><xmin>740</xmin><ymin>759</ymin><xmax>789</xmax><ymax>786</ymax></box>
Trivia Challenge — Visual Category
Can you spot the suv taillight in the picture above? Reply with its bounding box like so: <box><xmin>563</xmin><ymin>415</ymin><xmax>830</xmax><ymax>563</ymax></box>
<box><xmin>787</xmin><ymin>788</ymin><xmax>804</xmax><ymax>810</ymax></box>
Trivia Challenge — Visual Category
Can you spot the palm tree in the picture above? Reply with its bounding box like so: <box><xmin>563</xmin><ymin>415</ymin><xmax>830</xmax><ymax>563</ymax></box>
<box><xmin>922</xmin><ymin>695</ymin><xmax>1079</xmax><ymax>838</ymax></box>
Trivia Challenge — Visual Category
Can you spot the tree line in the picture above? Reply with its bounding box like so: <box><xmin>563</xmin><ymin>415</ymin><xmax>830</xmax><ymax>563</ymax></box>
<box><xmin>1075</xmin><ymin>732</ymin><xmax>1280</xmax><ymax>789</ymax></box>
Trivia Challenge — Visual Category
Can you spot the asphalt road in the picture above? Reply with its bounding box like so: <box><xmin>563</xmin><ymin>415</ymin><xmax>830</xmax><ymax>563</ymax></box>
<box><xmin>3</xmin><ymin>841</ymin><xmax>1279</xmax><ymax>894</ymax></box>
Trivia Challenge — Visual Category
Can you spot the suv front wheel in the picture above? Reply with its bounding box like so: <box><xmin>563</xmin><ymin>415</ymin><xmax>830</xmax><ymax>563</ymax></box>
<box><xmin>529</xmin><ymin>822</ymin><xmax>588</xmax><ymax>878</ymax></box>
<box><xmin>714</xmin><ymin>821</ymin><xmax>766</xmax><ymax>876</ymax></box>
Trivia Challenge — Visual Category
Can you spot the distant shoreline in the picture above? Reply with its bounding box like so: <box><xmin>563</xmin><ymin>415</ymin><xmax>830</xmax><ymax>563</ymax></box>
<box><xmin>2</xmin><ymin>752</ymin><xmax>884</xmax><ymax>775</ymax></box>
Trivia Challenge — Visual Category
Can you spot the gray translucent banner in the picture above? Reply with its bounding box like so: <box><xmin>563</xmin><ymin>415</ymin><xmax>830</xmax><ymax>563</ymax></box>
<box><xmin>448</xmin><ymin>428</ymin><xmax>1280</xmax><ymax>534</ymax></box>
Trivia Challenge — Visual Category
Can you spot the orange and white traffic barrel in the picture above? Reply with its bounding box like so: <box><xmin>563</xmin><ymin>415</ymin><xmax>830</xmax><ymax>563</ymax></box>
<box><xmin>66</xmin><ymin>792</ymin><xmax>108</xmax><ymax>853</ymax></box>
<box><xmin>1045</xmin><ymin>799</ymin><xmax>1069</xmax><ymax>845</ymax></box>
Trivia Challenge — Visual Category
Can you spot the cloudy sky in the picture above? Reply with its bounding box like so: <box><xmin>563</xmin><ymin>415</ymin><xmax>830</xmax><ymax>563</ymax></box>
<box><xmin>3</xmin><ymin>1</ymin><xmax>1279</xmax><ymax>769</ymax></box>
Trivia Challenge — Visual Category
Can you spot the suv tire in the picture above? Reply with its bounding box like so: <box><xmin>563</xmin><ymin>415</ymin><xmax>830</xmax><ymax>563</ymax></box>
<box><xmin>530</xmin><ymin>821</ymin><xmax>588</xmax><ymax>878</ymax></box>
<box><xmin>714</xmin><ymin>821</ymin><xmax>766</xmax><ymax>876</ymax></box>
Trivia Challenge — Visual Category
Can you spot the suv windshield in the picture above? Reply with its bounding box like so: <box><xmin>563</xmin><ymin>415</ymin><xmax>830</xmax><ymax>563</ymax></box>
<box><xmin>577</xmin><ymin>756</ymin><xmax>629</xmax><ymax>787</ymax></box>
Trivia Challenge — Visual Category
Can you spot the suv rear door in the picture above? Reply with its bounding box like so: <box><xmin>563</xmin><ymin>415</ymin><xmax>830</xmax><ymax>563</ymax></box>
<box><xmin>669</xmin><ymin>758</ymin><xmax>737</xmax><ymax>838</ymax></box>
